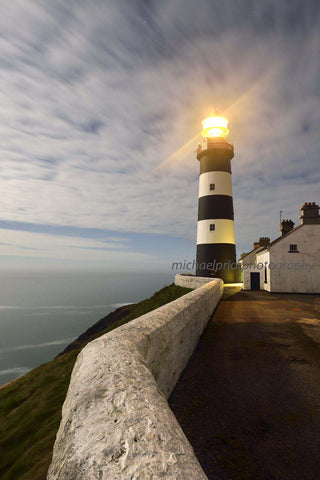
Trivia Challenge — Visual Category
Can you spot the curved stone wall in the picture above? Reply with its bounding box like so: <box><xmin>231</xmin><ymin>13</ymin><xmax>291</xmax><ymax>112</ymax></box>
<box><xmin>47</xmin><ymin>279</ymin><xmax>223</xmax><ymax>480</ymax></box>
<box><xmin>175</xmin><ymin>273</ymin><xmax>219</xmax><ymax>289</ymax></box>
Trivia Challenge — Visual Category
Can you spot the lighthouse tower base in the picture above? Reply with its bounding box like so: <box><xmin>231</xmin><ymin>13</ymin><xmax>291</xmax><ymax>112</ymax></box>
<box><xmin>196</xmin><ymin>243</ymin><xmax>237</xmax><ymax>282</ymax></box>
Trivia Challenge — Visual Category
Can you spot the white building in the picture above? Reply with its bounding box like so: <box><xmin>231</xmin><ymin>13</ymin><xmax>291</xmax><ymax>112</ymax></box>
<box><xmin>240</xmin><ymin>202</ymin><xmax>320</xmax><ymax>293</ymax></box>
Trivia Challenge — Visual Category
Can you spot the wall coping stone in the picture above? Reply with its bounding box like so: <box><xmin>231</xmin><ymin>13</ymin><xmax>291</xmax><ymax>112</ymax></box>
<box><xmin>175</xmin><ymin>273</ymin><xmax>222</xmax><ymax>289</ymax></box>
<box><xmin>47</xmin><ymin>279</ymin><xmax>223</xmax><ymax>480</ymax></box>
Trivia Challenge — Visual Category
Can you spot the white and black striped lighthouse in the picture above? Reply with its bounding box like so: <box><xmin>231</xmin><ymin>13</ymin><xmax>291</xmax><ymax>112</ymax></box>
<box><xmin>196</xmin><ymin>112</ymin><xmax>236</xmax><ymax>282</ymax></box>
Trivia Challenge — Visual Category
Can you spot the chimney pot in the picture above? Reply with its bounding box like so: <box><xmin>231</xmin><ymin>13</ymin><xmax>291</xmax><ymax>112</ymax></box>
<box><xmin>253</xmin><ymin>237</ymin><xmax>270</xmax><ymax>249</ymax></box>
<box><xmin>259</xmin><ymin>237</ymin><xmax>270</xmax><ymax>246</ymax></box>
<box><xmin>280</xmin><ymin>219</ymin><xmax>295</xmax><ymax>236</ymax></box>
<box><xmin>299</xmin><ymin>201</ymin><xmax>320</xmax><ymax>225</ymax></box>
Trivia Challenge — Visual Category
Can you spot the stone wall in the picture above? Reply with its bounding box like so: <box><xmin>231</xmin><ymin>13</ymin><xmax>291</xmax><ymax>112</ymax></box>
<box><xmin>175</xmin><ymin>273</ymin><xmax>219</xmax><ymax>289</ymax></box>
<box><xmin>47</xmin><ymin>279</ymin><xmax>223</xmax><ymax>480</ymax></box>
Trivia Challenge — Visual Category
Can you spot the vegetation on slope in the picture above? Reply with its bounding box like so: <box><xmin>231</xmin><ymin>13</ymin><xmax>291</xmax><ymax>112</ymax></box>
<box><xmin>0</xmin><ymin>283</ymin><xmax>191</xmax><ymax>480</ymax></box>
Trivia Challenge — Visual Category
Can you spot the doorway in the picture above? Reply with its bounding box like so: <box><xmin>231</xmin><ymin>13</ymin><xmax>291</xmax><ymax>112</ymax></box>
<box><xmin>250</xmin><ymin>272</ymin><xmax>260</xmax><ymax>290</ymax></box>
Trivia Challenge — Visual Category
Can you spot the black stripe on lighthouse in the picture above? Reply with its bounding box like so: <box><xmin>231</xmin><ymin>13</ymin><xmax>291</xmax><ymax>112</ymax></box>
<box><xmin>199</xmin><ymin>156</ymin><xmax>232</xmax><ymax>174</ymax></box>
<box><xmin>198</xmin><ymin>195</ymin><xmax>234</xmax><ymax>221</ymax></box>
<box><xmin>196</xmin><ymin>243</ymin><xmax>236</xmax><ymax>282</ymax></box>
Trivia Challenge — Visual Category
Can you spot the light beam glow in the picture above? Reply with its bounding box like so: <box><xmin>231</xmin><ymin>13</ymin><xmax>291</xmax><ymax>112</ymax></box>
<box><xmin>201</xmin><ymin>114</ymin><xmax>229</xmax><ymax>138</ymax></box>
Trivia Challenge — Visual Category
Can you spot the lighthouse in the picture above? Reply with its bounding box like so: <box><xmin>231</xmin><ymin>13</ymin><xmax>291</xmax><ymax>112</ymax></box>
<box><xmin>196</xmin><ymin>112</ymin><xmax>236</xmax><ymax>282</ymax></box>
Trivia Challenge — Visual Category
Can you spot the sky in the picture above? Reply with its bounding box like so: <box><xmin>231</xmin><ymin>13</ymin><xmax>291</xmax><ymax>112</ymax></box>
<box><xmin>0</xmin><ymin>0</ymin><xmax>319</xmax><ymax>272</ymax></box>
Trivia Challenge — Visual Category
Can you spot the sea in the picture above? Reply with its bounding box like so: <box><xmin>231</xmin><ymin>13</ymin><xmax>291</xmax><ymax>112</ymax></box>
<box><xmin>0</xmin><ymin>270</ymin><xmax>174</xmax><ymax>386</ymax></box>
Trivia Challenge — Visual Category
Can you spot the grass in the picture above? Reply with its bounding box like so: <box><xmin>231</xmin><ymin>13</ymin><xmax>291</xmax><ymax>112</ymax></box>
<box><xmin>0</xmin><ymin>283</ymin><xmax>191</xmax><ymax>480</ymax></box>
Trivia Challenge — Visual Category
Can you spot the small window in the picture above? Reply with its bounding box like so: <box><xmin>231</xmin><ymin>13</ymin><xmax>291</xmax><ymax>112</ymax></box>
<box><xmin>210</xmin><ymin>224</ymin><xmax>215</xmax><ymax>231</ymax></box>
<box><xmin>289</xmin><ymin>244</ymin><xmax>298</xmax><ymax>252</ymax></box>
<box><xmin>264</xmin><ymin>266</ymin><xmax>268</xmax><ymax>284</ymax></box>
<box><xmin>210</xmin><ymin>183</ymin><xmax>215</xmax><ymax>191</ymax></box>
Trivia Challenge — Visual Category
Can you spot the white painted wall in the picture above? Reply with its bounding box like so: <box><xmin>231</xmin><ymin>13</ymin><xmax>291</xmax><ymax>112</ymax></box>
<box><xmin>242</xmin><ymin>264</ymin><xmax>263</xmax><ymax>290</ymax></box>
<box><xmin>197</xmin><ymin>219</ymin><xmax>235</xmax><ymax>245</ymax></box>
<box><xmin>242</xmin><ymin>225</ymin><xmax>320</xmax><ymax>293</ymax></box>
<box><xmin>48</xmin><ymin>280</ymin><xmax>223</xmax><ymax>480</ymax></box>
<box><xmin>239</xmin><ymin>247</ymin><xmax>265</xmax><ymax>290</ymax></box>
<box><xmin>256</xmin><ymin>250</ymin><xmax>271</xmax><ymax>292</ymax></box>
<box><xmin>198</xmin><ymin>171</ymin><xmax>232</xmax><ymax>197</ymax></box>
<box><xmin>258</xmin><ymin>225</ymin><xmax>320</xmax><ymax>293</ymax></box>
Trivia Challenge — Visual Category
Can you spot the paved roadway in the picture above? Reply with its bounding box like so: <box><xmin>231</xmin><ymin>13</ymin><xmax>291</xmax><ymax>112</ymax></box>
<box><xmin>169</xmin><ymin>287</ymin><xmax>320</xmax><ymax>480</ymax></box>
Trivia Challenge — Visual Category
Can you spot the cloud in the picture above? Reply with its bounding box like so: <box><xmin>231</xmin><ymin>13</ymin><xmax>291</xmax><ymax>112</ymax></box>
<box><xmin>0</xmin><ymin>0</ymin><xmax>318</xmax><ymax>260</ymax></box>
<box><xmin>0</xmin><ymin>227</ymin><xmax>159</xmax><ymax>266</ymax></box>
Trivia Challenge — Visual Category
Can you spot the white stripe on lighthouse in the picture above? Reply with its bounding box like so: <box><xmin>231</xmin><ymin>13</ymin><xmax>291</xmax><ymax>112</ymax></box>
<box><xmin>198</xmin><ymin>171</ymin><xmax>233</xmax><ymax>198</ymax></box>
<box><xmin>197</xmin><ymin>219</ymin><xmax>236</xmax><ymax>245</ymax></box>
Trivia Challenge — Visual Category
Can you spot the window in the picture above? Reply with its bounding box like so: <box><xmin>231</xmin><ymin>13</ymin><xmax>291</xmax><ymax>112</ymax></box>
<box><xmin>289</xmin><ymin>244</ymin><xmax>298</xmax><ymax>252</ymax></box>
<box><xmin>264</xmin><ymin>266</ymin><xmax>268</xmax><ymax>284</ymax></box>
<box><xmin>210</xmin><ymin>224</ymin><xmax>215</xmax><ymax>231</ymax></box>
<box><xmin>210</xmin><ymin>183</ymin><xmax>215</xmax><ymax>191</ymax></box>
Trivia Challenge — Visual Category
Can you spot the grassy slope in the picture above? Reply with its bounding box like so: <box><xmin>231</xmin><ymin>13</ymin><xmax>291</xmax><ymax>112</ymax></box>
<box><xmin>0</xmin><ymin>284</ymin><xmax>191</xmax><ymax>480</ymax></box>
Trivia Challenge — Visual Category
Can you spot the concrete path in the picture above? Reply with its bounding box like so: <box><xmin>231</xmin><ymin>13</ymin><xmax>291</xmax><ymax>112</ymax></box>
<box><xmin>169</xmin><ymin>287</ymin><xmax>320</xmax><ymax>480</ymax></box>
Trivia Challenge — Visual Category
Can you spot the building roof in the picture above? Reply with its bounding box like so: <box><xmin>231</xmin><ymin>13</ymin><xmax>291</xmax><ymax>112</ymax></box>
<box><xmin>241</xmin><ymin>220</ymin><xmax>320</xmax><ymax>261</ymax></box>
<box><xmin>241</xmin><ymin>224</ymin><xmax>306</xmax><ymax>261</ymax></box>
<box><xmin>259</xmin><ymin>224</ymin><xmax>304</xmax><ymax>253</ymax></box>
<box><xmin>239</xmin><ymin>245</ymin><xmax>266</xmax><ymax>262</ymax></box>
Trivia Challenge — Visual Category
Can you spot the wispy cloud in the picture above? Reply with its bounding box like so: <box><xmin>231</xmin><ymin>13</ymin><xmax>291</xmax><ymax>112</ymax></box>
<box><xmin>0</xmin><ymin>227</ymin><xmax>160</xmax><ymax>266</ymax></box>
<box><xmin>0</xmin><ymin>0</ymin><xmax>318</xmax><ymax>263</ymax></box>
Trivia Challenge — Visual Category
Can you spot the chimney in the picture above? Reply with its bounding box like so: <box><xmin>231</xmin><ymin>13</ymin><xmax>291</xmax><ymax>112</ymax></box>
<box><xmin>299</xmin><ymin>202</ymin><xmax>320</xmax><ymax>225</ymax></box>
<box><xmin>253</xmin><ymin>237</ymin><xmax>270</xmax><ymax>249</ymax></box>
<box><xmin>259</xmin><ymin>236</ymin><xmax>270</xmax><ymax>247</ymax></box>
<box><xmin>280</xmin><ymin>219</ymin><xmax>295</xmax><ymax>236</ymax></box>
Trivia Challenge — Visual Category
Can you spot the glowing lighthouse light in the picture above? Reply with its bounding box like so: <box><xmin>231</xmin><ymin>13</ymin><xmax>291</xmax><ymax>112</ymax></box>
<box><xmin>201</xmin><ymin>114</ymin><xmax>229</xmax><ymax>138</ymax></box>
